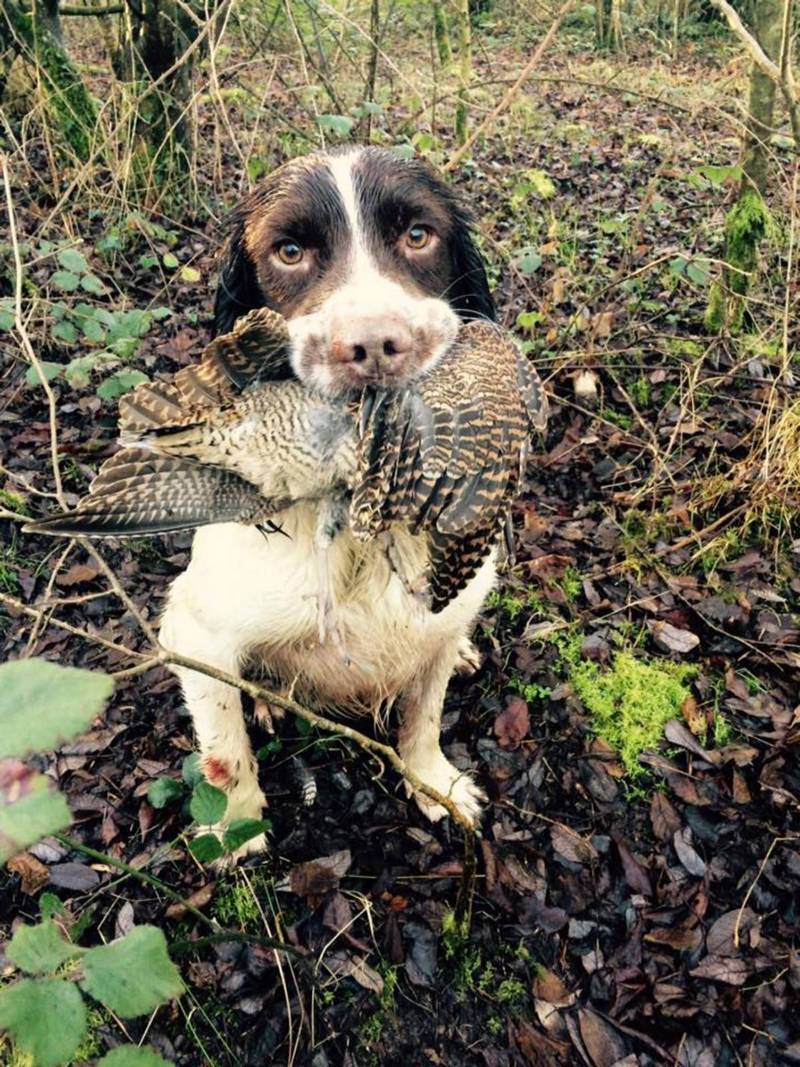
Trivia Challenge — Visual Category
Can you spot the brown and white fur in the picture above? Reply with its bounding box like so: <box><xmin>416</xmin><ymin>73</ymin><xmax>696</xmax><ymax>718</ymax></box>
<box><xmin>160</xmin><ymin>147</ymin><xmax>497</xmax><ymax>858</ymax></box>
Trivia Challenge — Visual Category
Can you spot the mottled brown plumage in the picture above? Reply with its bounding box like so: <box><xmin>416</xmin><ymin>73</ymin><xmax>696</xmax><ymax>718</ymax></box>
<box><xmin>27</xmin><ymin>310</ymin><xmax>548</xmax><ymax>615</ymax></box>
<box><xmin>353</xmin><ymin>319</ymin><xmax>548</xmax><ymax>610</ymax></box>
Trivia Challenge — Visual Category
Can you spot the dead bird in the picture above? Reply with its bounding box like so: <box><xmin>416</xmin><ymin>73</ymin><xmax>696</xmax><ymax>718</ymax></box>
<box><xmin>27</xmin><ymin>308</ymin><xmax>547</xmax><ymax>621</ymax></box>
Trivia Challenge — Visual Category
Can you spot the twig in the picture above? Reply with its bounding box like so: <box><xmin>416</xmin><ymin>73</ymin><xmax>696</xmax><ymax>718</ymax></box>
<box><xmin>734</xmin><ymin>836</ymin><xmax>796</xmax><ymax>948</ymax></box>
<box><xmin>157</xmin><ymin>646</ymin><xmax>479</xmax><ymax>836</ymax></box>
<box><xmin>444</xmin><ymin>0</ymin><xmax>576</xmax><ymax>172</ymax></box>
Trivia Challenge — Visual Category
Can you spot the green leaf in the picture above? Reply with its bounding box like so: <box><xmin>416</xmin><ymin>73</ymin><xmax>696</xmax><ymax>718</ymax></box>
<box><xmin>82</xmin><ymin>317</ymin><xmax>107</xmax><ymax>344</ymax></box>
<box><xmin>147</xmin><ymin>776</ymin><xmax>184</xmax><ymax>809</ymax></box>
<box><xmin>686</xmin><ymin>259</ymin><xmax>710</xmax><ymax>286</ymax></box>
<box><xmin>7</xmin><ymin>919</ymin><xmax>83</xmax><ymax>975</ymax></box>
<box><xmin>189</xmin><ymin>834</ymin><xmax>224</xmax><ymax>863</ymax></box>
<box><xmin>98</xmin><ymin>1047</ymin><xmax>171</xmax><ymax>1067</ymax></box>
<box><xmin>57</xmin><ymin>248</ymin><xmax>88</xmax><ymax>275</ymax></box>
<box><xmin>522</xmin><ymin>167</ymin><xmax>556</xmax><ymax>199</ymax></box>
<box><xmin>696</xmin><ymin>164</ymin><xmax>742</xmax><ymax>187</ymax></box>
<box><xmin>97</xmin><ymin>233</ymin><xmax>122</xmax><ymax>254</ymax></box>
<box><xmin>0</xmin><ymin>659</ymin><xmax>114</xmax><ymax>759</ymax></box>
<box><xmin>179</xmin><ymin>265</ymin><xmax>201</xmax><ymax>283</ymax></box>
<box><xmin>189</xmin><ymin>782</ymin><xmax>226</xmax><ymax>825</ymax></box>
<box><xmin>107</xmin><ymin>309</ymin><xmax>152</xmax><ymax>343</ymax></box>
<box><xmin>108</xmin><ymin>337</ymin><xmax>141</xmax><ymax>359</ymax></box>
<box><xmin>80</xmin><ymin>273</ymin><xmax>107</xmax><ymax>295</ymax></box>
<box><xmin>52</xmin><ymin>320</ymin><xmax>79</xmax><ymax>344</ymax></box>
<box><xmin>0</xmin><ymin>299</ymin><xmax>14</xmax><ymax>331</ymax></box>
<box><xmin>516</xmin><ymin>310</ymin><xmax>541</xmax><ymax>331</ymax></box>
<box><xmin>392</xmin><ymin>143</ymin><xmax>416</xmax><ymax>160</ymax></box>
<box><xmin>0</xmin><ymin>977</ymin><xmax>87</xmax><ymax>1067</ymax></box>
<box><xmin>51</xmin><ymin>270</ymin><xmax>80</xmax><ymax>292</ymax></box>
<box><xmin>39</xmin><ymin>892</ymin><xmax>67</xmax><ymax>920</ymax></box>
<box><xmin>669</xmin><ymin>255</ymin><xmax>688</xmax><ymax>276</ymax></box>
<box><xmin>222</xmin><ymin>818</ymin><xmax>271</xmax><ymax>853</ymax></box>
<box><xmin>97</xmin><ymin>370</ymin><xmax>149</xmax><ymax>400</ymax></box>
<box><xmin>316</xmin><ymin>113</ymin><xmax>354</xmax><ymax>136</ymax></box>
<box><xmin>162</xmin><ymin>252</ymin><xmax>179</xmax><ymax>269</ymax></box>
<box><xmin>151</xmin><ymin>305</ymin><xmax>172</xmax><ymax>320</ymax></box>
<box><xmin>181</xmin><ymin>752</ymin><xmax>203</xmax><ymax>788</ymax></box>
<box><xmin>0</xmin><ymin>770</ymin><xmax>72</xmax><ymax>864</ymax></box>
<box><xmin>25</xmin><ymin>361</ymin><xmax>62</xmax><ymax>387</ymax></box>
<box><xmin>138</xmin><ymin>254</ymin><xmax>159</xmax><ymax>270</ymax></box>
<box><xmin>81</xmin><ymin>926</ymin><xmax>184</xmax><ymax>1017</ymax></box>
<box><xmin>517</xmin><ymin>248</ymin><xmax>542</xmax><ymax>276</ymax></box>
<box><xmin>65</xmin><ymin>355</ymin><xmax>99</xmax><ymax>389</ymax></box>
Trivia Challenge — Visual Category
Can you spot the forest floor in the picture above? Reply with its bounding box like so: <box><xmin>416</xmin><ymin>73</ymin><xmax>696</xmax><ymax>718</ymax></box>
<box><xmin>2</xmin><ymin>18</ymin><xmax>800</xmax><ymax>1067</ymax></box>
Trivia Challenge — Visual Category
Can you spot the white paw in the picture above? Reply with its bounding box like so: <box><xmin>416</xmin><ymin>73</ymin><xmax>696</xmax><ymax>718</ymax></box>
<box><xmin>454</xmin><ymin>636</ymin><xmax>482</xmax><ymax>676</ymax></box>
<box><xmin>406</xmin><ymin>757</ymin><xmax>486</xmax><ymax>828</ymax></box>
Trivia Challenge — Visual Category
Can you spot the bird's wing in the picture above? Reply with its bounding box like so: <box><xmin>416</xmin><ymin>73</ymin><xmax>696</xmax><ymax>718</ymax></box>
<box><xmin>118</xmin><ymin>307</ymin><xmax>292</xmax><ymax>437</ymax></box>
<box><xmin>25</xmin><ymin>449</ymin><xmax>287</xmax><ymax>538</ymax></box>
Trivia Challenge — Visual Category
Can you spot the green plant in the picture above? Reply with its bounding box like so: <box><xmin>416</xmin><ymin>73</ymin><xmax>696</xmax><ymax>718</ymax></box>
<box><xmin>570</xmin><ymin>651</ymin><xmax>697</xmax><ymax>777</ymax></box>
<box><xmin>0</xmin><ymin>919</ymin><xmax>181</xmax><ymax>1067</ymax></box>
<box><xmin>148</xmin><ymin>755</ymin><xmax>270</xmax><ymax>864</ymax></box>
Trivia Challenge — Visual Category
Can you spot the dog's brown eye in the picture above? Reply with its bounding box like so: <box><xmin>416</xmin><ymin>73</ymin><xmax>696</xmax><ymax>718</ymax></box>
<box><xmin>405</xmin><ymin>225</ymin><xmax>432</xmax><ymax>250</ymax></box>
<box><xmin>276</xmin><ymin>240</ymin><xmax>304</xmax><ymax>265</ymax></box>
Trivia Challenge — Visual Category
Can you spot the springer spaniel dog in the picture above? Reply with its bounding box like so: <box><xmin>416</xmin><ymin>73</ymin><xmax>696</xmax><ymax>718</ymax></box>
<box><xmin>160</xmin><ymin>146</ymin><xmax>497</xmax><ymax>858</ymax></box>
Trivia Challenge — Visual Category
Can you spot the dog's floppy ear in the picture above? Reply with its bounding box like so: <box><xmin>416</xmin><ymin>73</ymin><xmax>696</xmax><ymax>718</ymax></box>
<box><xmin>212</xmin><ymin>215</ymin><xmax>264</xmax><ymax>337</ymax></box>
<box><xmin>448</xmin><ymin>227</ymin><xmax>496</xmax><ymax>323</ymax></box>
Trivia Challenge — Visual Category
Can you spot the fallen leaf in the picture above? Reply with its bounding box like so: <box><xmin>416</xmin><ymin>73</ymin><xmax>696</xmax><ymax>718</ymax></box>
<box><xmin>615</xmin><ymin>838</ymin><xmax>651</xmax><ymax>896</ymax></box>
<box><xmin>550</xmin><ymin>823</ymin><xmax>599</xmax><ymax>865</ymax></box>
<box><xmin>681</xmin><ymin>694</ymin><xmax>707</xmax><ymax>737</ymax></box>
<box><xmin>55</xmin><ymin>562</ymin><xmax>100</xmax><ymax>587</ymax></box>
<box><xmin>7</xmin><ymin>852</ymin><xmax>50</xmax><ymax>895</ymax></box>
<box><xmin>706</xmin><ymin>908</ymin><xmax>757</xmax><ymax>956</ymax></box>
<box><xmin>289</xmin><ymin>849</ymin><xmax>351</xmax><ymax>904</ymax></box>
<box><xmin>494</xmin><ymin>697</ymin><xmax>530</xmax><ymax>749</ymax></box>
<box><xmin>673</xmin><ymin>828</ymin><xmax>707</xmax><ymax>878</ymax></box>
<box><xmin>48</xmin><ymin>861</ymin><xmax>101</xmax><ymax>890</ymax></box>
<box><xmin>532</xmin><ymin>967</ymin><xmax>573</xmax><ymax>1007</ymax></box>
<box><xmin>165</xmin><ymin>882</ymin><xmax>216</xmax><ymax>920</ymax></box>
<box><xmin>689</xmin><ymin>954</ymin><xmax>748</xmax><ymax>985</ymax></box>
<box><xmin>577</xmin><ymin>1008</ymin><xmax>628</xmax><ymax>1067</ymax></box>
<box><xmin>647</xmin><ymin>620</ymin><xmax>700</xmax><ymax>655</ymax></box>
<box><xmin>650</xmin><ymin>792</ymin><xmax>681</xmax><ymax>842</ymax></box>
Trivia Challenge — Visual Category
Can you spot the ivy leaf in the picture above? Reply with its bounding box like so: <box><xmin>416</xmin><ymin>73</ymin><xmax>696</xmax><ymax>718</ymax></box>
<box><xmin>0</xmin><ymin>978</ymin><xmax>87</xmax><ymax>1067</ymax></box>
<box><xmin>98</xmin><ymin>1047</ymin><xmax>171</xmax><ymax>1067</ymax></box>
<box><xmin>7</xmin><ymin>919</ymin><xmax>84</xmax><ymax>975</ymax></box>
<box><xmin>316</xmin><ymin>113</ymin><xmax>354</xmax><ymax>136</ymax></box>
<box><xmin>189</xmin><ymin>782</ymin><xmax>227</xmax><ymax>825</ymax></box>
<box><xmin>57</xmin><ymin>248</ymin><xmax>88</xmax><ymax>274</ymax></box>
<box><xmin>80</xmin><ymin>273</ymin><xmax>107</xmax><ymax>295</ymax></box>
<box><xmin>81</xmin><ymin>926</ymin><xmax>184</xmax><ymax>1017</ymax></box>
<box><xmin>97</xmin><ymin>370</ymin><xmax>149</xmax><ymax>400</ymax></box>
<box><xmin>25</xmin><ymin>361</ymin><xmax>63</xmax><ymax>387</ymax></box>
<box><xmin>222</xmin><ymin>818</ymin><xmax>271</xmax><ymax>853</ymax></box>
<box><xmin>0</xmin><ymin>765</ymin><xmax>72</xmax><ymax>863</ymax></box>
<box><xmin>189</xmin><ymin>833</ymin><xmax>224</xmax><ymax>863</ymax></box>
<box><xmin>0</xmin><ymin>659</ymin><xmax>114</xmax><ymax>759</ymax></box>
<box><xmin>147</xmin><ymin>776</ymin><xmax>184</xmax><ymax>809</ymax></box>
<box><xmin>51</xmin><ymin>269</ymin><xmax>80</xmax><ymax>292</ymax></box>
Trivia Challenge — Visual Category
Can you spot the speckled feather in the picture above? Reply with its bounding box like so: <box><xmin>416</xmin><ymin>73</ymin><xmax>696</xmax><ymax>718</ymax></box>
<box><xmin>351</xmin><ymin>320</ymin><xmax>548</xmax><ymax>611</ymax></box>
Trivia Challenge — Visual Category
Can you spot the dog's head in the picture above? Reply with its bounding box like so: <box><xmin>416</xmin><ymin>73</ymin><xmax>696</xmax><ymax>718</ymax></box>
<box><xmin>213</xmin><ymin>146</ymin><xmax>495</xmax><ymax>396</ymax></box>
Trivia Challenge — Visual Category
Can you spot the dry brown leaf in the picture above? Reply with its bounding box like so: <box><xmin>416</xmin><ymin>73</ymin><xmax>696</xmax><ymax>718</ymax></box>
<box><xmin>165</xmin><ymin>881</ymin><xmax>216</xmax><ymax>920</ymax></box>
<box><xmin>706</xmin><ymin>908</ymin><xmax>758</xmax><ymax>956</ymax></box>
<box><xmin>551</xmin><ymin>823</ymin><xmax>598</xmax><ymax>865</ymax></box>
<box><xmin>494</xmin><ymin>697</ymin><xmax>530</xmax><ymax>749</ymax></box>
<box><xmin>577</xmin><ymin>1008</ymin><xmax>628</xmax><ymax>1067</ymax></box>
<box><xmin>673</xmin><ymin>827</ymin><xmax>707</xmax><ymax>878</ymax></box>
<box><xmin>532</xmin><ymin>966</ymin><xmax>573</xmax><ymax>1007</ymax></box>
<box><xmin>7</xmin><ymin>852</ymin><xmax>50</xmax><ymax>895</ymax></box>
<box><xmin>650</xmin><ymin>792</ymin><xmax>680</xmax><ymax>842</ymax></box>
<box><xmin>681</xmin><ymin>694</ymin><xmax>707</xmax><ymax>737</ymax></box>
<box><xmin>55</xmin><ymin>562</ymin><xmax>100</xmax><ymax>587</ymax></box>
<box><xmin>690</xmin><ymin>954</ymin><xmax>748</xmax><ymax>985</ymax></box>
<box><xmin>647</xmin><ymin>620</ymin><xmax>700</xmax><ymax>655</ymax></box>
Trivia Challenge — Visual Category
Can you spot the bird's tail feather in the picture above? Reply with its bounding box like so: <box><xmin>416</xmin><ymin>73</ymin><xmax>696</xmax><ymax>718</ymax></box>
<box><xmin>25</xmin><ymin>449</ymin><xmax>278</xmax><ymax>538</ymax></box>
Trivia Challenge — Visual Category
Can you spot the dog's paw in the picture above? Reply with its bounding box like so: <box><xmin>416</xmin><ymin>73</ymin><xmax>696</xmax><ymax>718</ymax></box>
<box><xmin>204</xmin><ymin>826</ymin><xmax>269</xmax><ymax>870</ymax></box>
<box><xmin>453</xmin><ymin>636</ymin><xmax>482</xmax><ymax>676</ymax></box>
<box><xmin>406</xmin><ymin>758</ymin><xmax>486</xmax><ymax>828</ymax></box>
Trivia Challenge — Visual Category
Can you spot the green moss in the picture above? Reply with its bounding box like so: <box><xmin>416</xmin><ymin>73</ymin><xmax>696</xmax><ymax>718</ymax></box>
<box><xmin>725</xmin><ymin>187</ymin><xmax>769</xmax><ymax>295</ymax></box>
<box><xmin>0</xmin><ymin>490</ymin><xmax>28</xmax><ymax>516</ymax></box>
<box><xmin>495</xmin><ymin>978</ymin><xmax>527</xmax><ymax>1011</ymax></box>
<box><xmin>570</xmin><ymin>651</ymin><xmax>697</xmax><ymax>777</ymax></box>
<box><xmin>212</xmin><ymin>875</ymin><xmax>264</xmax><ymax>929</ymax></box>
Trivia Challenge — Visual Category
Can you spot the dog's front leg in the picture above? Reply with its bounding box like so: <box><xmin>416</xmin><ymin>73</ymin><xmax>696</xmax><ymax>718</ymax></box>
<box><xmin>160</xmin><ymin>591</ymin><xmax>267</xmax><ymax>861</ymax></box>
<box><xmin>397</xmin><ymin>639</ymin><xmax>486</xmax><ymax>828</ymax></box>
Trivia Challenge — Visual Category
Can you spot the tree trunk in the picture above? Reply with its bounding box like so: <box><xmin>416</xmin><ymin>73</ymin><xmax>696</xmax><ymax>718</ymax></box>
<box><xmin>0</xmin><ymin>0</ymin><xmax>97</xmax><ymax>159</ymax></box>
<box><xmin>362</xmin><ymin>0</ymin><xmax>379</xmax><ymax>141</ymax></box>
<box><xmin>121</xmin><ymin>0</ymin><xmax>201</xmax><ymax>203</ymax></box>
<box><xmin>706</xmin><ymin>0</ymin><xmax>780</xmax><ymax>332</ymax></box>
<box><xmin>454</xmin><ymin>0</ymin><xmax>471</xmax><ymax>145</ymax></box>
<box><xmin>432</xmin><ymin>0</ymin><xmax>452</xmax><ymax>66</ymax></box>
